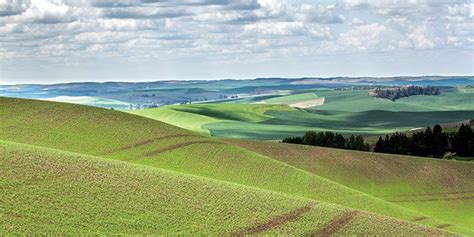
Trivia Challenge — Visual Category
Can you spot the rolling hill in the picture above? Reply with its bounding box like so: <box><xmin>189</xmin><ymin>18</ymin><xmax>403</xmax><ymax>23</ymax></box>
<box><xmin>1</xmin><ymin>140</ymin><xmax>454</xmax><ymax>235</ymax></box>
<box><xmin>0</xmin><ymin>97</ymin><xmax>469</xmax><ymax>235</ymax></box>
<box><xmin>129</xmin><ymin>87</ymin><xmax>474</xmax><ymax>140</ymax></box>
<box><xmin>227</xmin><ymin>139</ymin><xmax>474</xmax><ymax>233</ymax></box>
<box><xmin>131</xmin><ymin>99</ymin><xmax>474</xmax><ymax>140</ymax></box>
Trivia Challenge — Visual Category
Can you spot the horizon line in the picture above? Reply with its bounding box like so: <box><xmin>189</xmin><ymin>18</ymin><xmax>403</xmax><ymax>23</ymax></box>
<box><xmin>1</xmin><ymin>75</ymin><xmax>473</xmax><ymax>87</ymax></box>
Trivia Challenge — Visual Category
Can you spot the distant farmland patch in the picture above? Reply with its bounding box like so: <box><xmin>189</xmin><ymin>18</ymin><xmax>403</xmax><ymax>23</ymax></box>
<box><xmin>263</xmin><ymin>92</ymin><xmax>320</xmax><ymax>105</ymax></box>
<box><xmin>288</xmin><ymin>97</ymin><xmax>325</xmax><ymax>108</ymax></box>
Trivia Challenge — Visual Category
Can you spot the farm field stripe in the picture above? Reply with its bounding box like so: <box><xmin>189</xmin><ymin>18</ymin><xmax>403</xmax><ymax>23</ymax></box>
<box><xmin>436</xmin><ymin>224</ymin><xmax>452</xmax><ymax>229</ymax></box>
<box><xmin>230</xmin><ymin>204</ymin><xmax>314</xmax><ymax>236</ymax></box>
<box><xmin>311</xmin><ymin>210</ymin><xmax>359</xmax><ymax>237</ymax></box>
<box><xmin>413</xmin><ymin>216</ymin><xmax>429</xmax><ymax>222</ymax></box>
<box><xmin>144</xmin><ymin>141</ymin><xmax>221</xmax><ymax>157</ymax></box>
<box><xmin>105</xmin><ymin>134</ymin><xmax>199</xmax><ymax>154</ymax></box>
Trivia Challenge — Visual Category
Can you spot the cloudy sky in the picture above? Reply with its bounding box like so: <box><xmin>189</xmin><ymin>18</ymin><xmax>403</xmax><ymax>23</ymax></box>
<box><xmin>0</xmin><ymin>0</ymin><xmax>472</xmax><ymax>84</ymax></box>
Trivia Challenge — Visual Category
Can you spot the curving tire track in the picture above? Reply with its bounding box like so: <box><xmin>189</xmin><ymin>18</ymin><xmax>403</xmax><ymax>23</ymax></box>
<box><xmin>104</xmin><ymin>134</ymin><xmax>199</xmax><ymax>154</ymax></box>
<box><xmin>436</xmin><ymin>224</ymin><xmax>452</xmax><ymax>229</ymax></box>
<box><xmin>413</xmin><ymin>216</ymin><xmax>429</xmax><ymax>222</ymax></box>
<box><xmin>144</xmin><ymin>141</ymin><xmax>221</xmax><ymax>157</ymax></box>
<box><xmin>310</xmin><ymin>210</ymin><xmax>359</xmax><ymax>237</ymax></box>
<box><xmin>230</xmin><ymin>204</ymin><xmax>314</xmax><ymax>236</ymax></box>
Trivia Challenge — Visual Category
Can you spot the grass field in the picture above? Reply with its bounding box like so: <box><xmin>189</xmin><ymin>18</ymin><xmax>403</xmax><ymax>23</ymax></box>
<box><xmin>314</xmin><ymin>89</ymin><xmax>474</xmax><ymax>112</ymax></box>
<box><xmin>227</xmin><ymin>139</ymin><xmax>474</xmax><ymax>234</ymax></box>
<box><xmin>43</xmin><ymin>96</ymin><xmax>130</xmax><ymax>110</ymax></box>
<box><xmin>263</xmin><ymin>91</ymin><xmax>320</xmax><ymax>104</ymax></box>
<box><xmin>132</xmin><ymin>95</ymin><xmax>474</xmax><ymax>140</ymax></box>
<box><xmin>1</xmin><ymin>97</ymin><xmax>467</xmax><ymax>235</ymax></box>
<box><xmin>1</xmin><ymin>140</ymin><xmax>457</xmax><ymax>235</ymax></box>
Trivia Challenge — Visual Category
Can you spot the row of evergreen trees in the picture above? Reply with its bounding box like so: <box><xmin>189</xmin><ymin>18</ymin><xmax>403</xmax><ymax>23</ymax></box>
<box><xmin>374</xmin><ymin>124</ymin><xmax>474</xmax><ymax>158</ymax></box>
<box><xmin>373</xmin><ymin>86</ymin><xmax>440</xmax><ymax>101</ymax></box>
<box><xmin>282</xmin><ymin>131</ymin><xmax>370</xmax><ymax>151</ymax></box>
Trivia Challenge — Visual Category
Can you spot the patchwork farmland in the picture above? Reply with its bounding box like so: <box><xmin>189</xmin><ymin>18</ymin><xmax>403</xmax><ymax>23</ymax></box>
<box><xmin>132</xmin><ymin>87</ymin><xmax>474</xmax><ymax>140</ymax></box>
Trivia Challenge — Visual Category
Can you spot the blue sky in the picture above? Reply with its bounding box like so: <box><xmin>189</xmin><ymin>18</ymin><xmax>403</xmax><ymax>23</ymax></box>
<box><xmin>0</xmin><ymin>0</ymin><xmax>472</xmax><ymax>84</ymax></box>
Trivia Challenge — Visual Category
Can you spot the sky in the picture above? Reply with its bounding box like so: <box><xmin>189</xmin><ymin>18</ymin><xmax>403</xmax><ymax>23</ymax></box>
<box><xmin>0</xmin><ymin>0</ymin><xmax>473</xmax><ymax>84</ymax></box>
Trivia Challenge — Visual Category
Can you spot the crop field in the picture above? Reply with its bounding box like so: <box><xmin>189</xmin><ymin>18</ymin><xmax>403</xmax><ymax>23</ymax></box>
<box><xmin>0</xmin><ymin>97</ymin><xmax>466</xmax><ymax>235</ymax></box>
<box><xmin>42</xmin><ymin>96</ymin><xmax>130</xmax><ymax>110</ymax></box>
<box><xmin>132</xmin><ymin>89</ymin><xmax>474</xmax><ymax>140</ymax></box>
<box><xmin>314</xmin><ymin>90</ymin><xmax>474</xmax><ymax>112</ymax></box>
<box><xmin>0</xmin><ymin>98</ymin><xmax>435</xmax><ymax>224</ymax></box>
<box><xmin>262</xmin><ymin>91</ymin><xmax>320</xmax><ymax>104</ymax></box>
<box><xmin>227</xmin><ymin>139</ymin><xmax>474</xmax><ymax>234</ymax></box>
<box><xmin>1</xmin><ymin>140</ymin><xmax>454</xmax><ymax>235</ymax></box>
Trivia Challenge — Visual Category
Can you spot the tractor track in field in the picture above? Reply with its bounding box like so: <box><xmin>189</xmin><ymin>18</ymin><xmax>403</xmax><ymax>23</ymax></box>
<box><xmin>413</xmin><ymin>216</ymin><xmax>429</xmax><ymax>222</ymax></box>
<box><xmin>310</xmin><ymin>210</ymin><xmax>359</xmax><ymax>237</ymax></box>
<box><xmin>104</xmin><ymin>134</ymin><xmax>199</xmax><ymax>154</ymax></box>
<box><xmin>436</xmin><ymin>224</ymin><xmax>452</xmax><ymax>229</ymax></box>
<box><xmin>144</xmin><ymin>141</ymin><xmax>222</xmax><ymax>157</ymax></box>
<box><xmin>230</xmin><ymin>204</ymin><xmax>314</xmax><ymax>236</ymax></box>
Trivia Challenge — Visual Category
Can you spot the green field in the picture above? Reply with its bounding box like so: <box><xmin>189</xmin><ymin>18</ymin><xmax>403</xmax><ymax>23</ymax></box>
<box><xmin>44</xmin><ymin>96</ymin><xmax>130</xmax><ymax>110</ymax></box>
<box><xmin>228</xmin><ymin>139</ymin><xmax>474</xmax><ymax>233</ymax></box>
<box><xmin>3</xmin><ymin>140</ymin><xmax>455</xmax><ymax>235</ymax></box>
<box><xmin>263</xmin><ymin>91</ymin><xmax>320</xmax><ymax>104</ymax></box>
<box><xmin>315</xmin><ymin>90</ymin><xmax>474</xmax><ymax>112</ymax></box>
<box><xmin>132</xmin><ymin>89</ymin><xmax>474</xmax><ymax>140</ymax></box>
<box><xmin>1</xmin><ymin>97</ymin><xmax>468</xmax><ymax>235</ymax></box>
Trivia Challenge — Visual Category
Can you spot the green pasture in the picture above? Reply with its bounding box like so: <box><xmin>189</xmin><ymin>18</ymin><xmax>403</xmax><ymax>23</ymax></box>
<box><xmin>1</xmin><ymin>140</ymin><xmax>346</xmax><ymax>235</ymax></box>
<box><xmin>229</xmin><ymin>139</ymin><xmax>474</xmax><ymax>234</ymax></box>
<box><xmin>132</xmin><ymin>88</ymin><xmax>474</xmax><ymax>140</ymax></box>
<box><xmin>0</xmin><ymin>97</ymin><xmax>461</xmax><ymax>234</ymax></box>
<box><xmin>263</xmin><ymin>91</ymin><xmax>319</xmax><ymax>104</ymax></box>
<box><xmin>44</xmin><ymin>96</ymin><xmax>130</xmax><ymax>109</ymax></box>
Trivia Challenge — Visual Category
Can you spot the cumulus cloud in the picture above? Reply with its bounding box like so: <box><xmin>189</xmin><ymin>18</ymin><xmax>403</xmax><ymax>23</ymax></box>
<box><xmin>0</xmin><ymin>0</ymin><xmax>27</xmax><ymax>16</ymax></box>
<box><xmin>0</xmin><ymin>0</ymin><xmax>472</xmax><ymax>67</ymax></box>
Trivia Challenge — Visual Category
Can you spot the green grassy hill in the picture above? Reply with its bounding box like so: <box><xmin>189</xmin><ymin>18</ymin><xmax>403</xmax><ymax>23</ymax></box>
<box><xmin>263</xmin><ymin>91</ymin><xmax>320</xmax><ymax>104</ymax></box>
<box><xmin>314</xmin><ymin>89</ymin><xmax>474</xmax><ymax>112</ymax></box>
<box><xmin>131</xmin><ymin>102</ymin><xmax>474</xmax><ymax>140</ymax></box>
<box><xmin>4</xmin><ymin>140</ymin><xmax>448</xmax><ymax>235</ymax></box>
<box><xmin>0</xmin><ymin>97</ymin><xmax>468</xmax><ymax>235</ymax></box>
<box><xmin>228</xmin><ymin>139</ymin><xmax>474</xmax><ymax>233</ymax></box>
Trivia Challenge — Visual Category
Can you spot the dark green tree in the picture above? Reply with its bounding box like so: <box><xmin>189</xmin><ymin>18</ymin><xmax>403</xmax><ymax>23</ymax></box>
<box><xmin>452</xmin><ymin>124</ymin><xmax>473</xmax><ymax>157</ymax></box>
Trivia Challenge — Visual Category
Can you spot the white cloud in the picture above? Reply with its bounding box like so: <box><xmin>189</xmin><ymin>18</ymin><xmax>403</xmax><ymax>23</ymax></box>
<box><xmin>244</xmin><ymin>21</ymin><xmax>330</xmax><ymax>38</ymax></box>
<box><xmin>337</xmin><ymin>23</ymin><xmax>402</xmax><ymax>51</ymax></box>
<box><xmin>408</xmin><ymin>26</ymin><xmax>436</xmax><ymax>49</ymax></box>
<box><xmin>0</xmin><ymin>0</ymin><xmax>27</xmax><ymax>16</ymax></box>
<box><xmin>349</xmin><ymin>17</ymin><xmax>364</xmax><ymax>26</ymax></box>
<box><xmin>0</xmin><ymin>0</ymin><xmax>472</xmax><ymax>77</ymax></box>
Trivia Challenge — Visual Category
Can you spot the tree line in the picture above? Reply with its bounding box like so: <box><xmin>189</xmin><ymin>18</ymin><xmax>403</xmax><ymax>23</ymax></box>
<box><xmin>375</xmin><ymin>124</ymin><xmax>474</xmax><ymax>158</ymax></box>
<box><xmin>282</xmin><ymin>131</ymin><xmax>370</xmax><ymax>151</ymax></box>
<box><xmin>282</xmin><ymin>124</ymin><xmax>473</xmax><ymax>159</ymax></box>
<box><xmin>372</xmin><ymin>86</ymin><xmax>440</xmax><ymax>101</ymax></box>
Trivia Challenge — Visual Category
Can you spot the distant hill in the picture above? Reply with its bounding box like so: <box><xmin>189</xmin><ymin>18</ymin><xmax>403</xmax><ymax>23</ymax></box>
<box><xmin>132</xmin><ymin>94</ymin><xmax>474</xmax><ymax>140</ymax></box>
<box><xmin>1</xmin><ymin>76</ymin><xmax>472</xmax><ymax>107</ymax></box>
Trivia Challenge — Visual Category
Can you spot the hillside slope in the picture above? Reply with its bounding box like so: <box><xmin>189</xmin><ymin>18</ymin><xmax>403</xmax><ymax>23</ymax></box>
<box><xmin>0</xmin><ymin>97</ymin><xmax>461</xmax><ymax>233</ymax></box>
<box><xmin>228</xmin><ymin>139</ymin><xmax>474</xmax><ymax>232</ymax></box>
<box><xmin>3</xmin><ymin>140</ymin><xmax>454</xmax><ymax>235</ymax></box>
<box><xmin>131</xmin><ymin>102</ymin><xmax>474</xmax><ymax>140</ymax></box>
